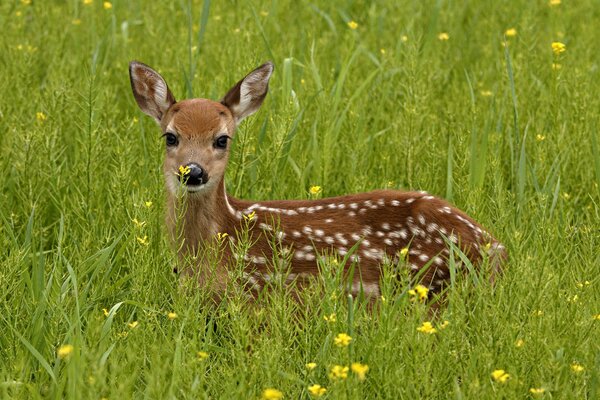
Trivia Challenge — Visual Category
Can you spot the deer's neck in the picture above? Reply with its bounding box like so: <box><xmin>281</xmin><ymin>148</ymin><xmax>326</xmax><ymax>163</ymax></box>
<box><xmin>167</xmin><ymin>178</ymin><xmax>235</xmax><ymax>255</ymax></box>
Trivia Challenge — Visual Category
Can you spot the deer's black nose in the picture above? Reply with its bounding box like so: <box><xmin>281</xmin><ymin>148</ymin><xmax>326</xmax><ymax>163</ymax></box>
<box><xmin>179</xmin><ymin>163</ymin><xmax>207</xmax><ymax>186</ymax></box>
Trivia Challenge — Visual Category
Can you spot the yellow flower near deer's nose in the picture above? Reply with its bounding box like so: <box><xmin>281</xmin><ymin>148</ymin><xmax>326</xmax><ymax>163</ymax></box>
<box><xmin>347</xmin><ymin>21</ymin><xmax>358</xmax><ymax>30</ymax></box>
<box><xmin>261</xmin><ymin>388</ymin><xmax>283</xmax><ymax>400</ymax></box>
<box><xmin>57</xmin><ymin>344</ymin><xmax>74</xmax><ymax>359</ymax></box>
<box><xmin>552</xmin><ymin>41</ymin><xmax>566</xmax><ymax>55</ymax></box>
<box><xmin>351</xmin><ymin>362</ymin><xmax>369</xmax><ymax>381</ymax></box>
<box><xmin>491</xmin><ymin>369</ymin><xmax>510</xmax><ymax>383</ymax></box>
<box><xmin>178</xmin><ymin>165</ymin><xmax>191</xmax><ymax>176</ymax></box>
<box><xmin>333</xmin><ymin>333</ymin><xmax>352</xmax><ymax>347</ymax></box>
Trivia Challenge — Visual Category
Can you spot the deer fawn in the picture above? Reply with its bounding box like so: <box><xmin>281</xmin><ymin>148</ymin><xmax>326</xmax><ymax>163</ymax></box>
<box><xmin>129</xmin><ymin>60</ymin><xmax>506</xmax><ymax>301</ymax></box>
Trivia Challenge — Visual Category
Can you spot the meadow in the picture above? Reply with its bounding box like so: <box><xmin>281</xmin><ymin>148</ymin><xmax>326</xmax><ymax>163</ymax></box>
<box><xmin>1</xmin><ymin>0</ymin><xmax>599</xmax><ymax>398</ymax></box>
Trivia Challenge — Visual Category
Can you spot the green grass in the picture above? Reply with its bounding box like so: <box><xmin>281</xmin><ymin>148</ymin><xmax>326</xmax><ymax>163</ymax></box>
<box><xmin>1</xmin><ymin>0</ymin><xmax>599</xmax><ymax>398</ymax></box>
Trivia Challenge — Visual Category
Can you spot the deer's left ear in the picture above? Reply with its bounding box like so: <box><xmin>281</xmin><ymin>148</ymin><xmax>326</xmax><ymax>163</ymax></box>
<box><xmin>129</xmin><ymin>61</ymin><xmax>176</xmax><ymax>123</ymax></box>
<box><xmin>221</xmin><ymin>62</ymin><xmax>274</xmax><ymax>124</ymax></box>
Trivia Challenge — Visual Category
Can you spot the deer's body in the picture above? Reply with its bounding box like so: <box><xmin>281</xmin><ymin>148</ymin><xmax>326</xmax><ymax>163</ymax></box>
<box><xmin>129</xmin><ymin>61</ymin><xmax>506</xmax><ymax>301</ymax></box>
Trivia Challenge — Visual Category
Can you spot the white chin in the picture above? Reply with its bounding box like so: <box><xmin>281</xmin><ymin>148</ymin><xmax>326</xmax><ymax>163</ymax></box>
<box><xmin>186</xmin><ymin>184</ymin><xmax>207</xmax><ymax>193</ymax></box>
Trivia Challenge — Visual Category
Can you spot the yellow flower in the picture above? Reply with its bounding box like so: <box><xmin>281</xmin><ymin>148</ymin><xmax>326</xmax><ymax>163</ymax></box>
<box><xmin>410</xmin><ymin>284</ymin><xmax>429</xmax><ymax>301</ymax></box>
<box><xmin>536</xmin><ymin>134</ymin><xmax>546</xmax><ymax>142</ymax></box>
<box><xmin>576</xmin><ymin>281</ymin><xmax>591</xmax><ymax>288</ymax></box>
<box><xmin>261</xmin><ymin>388</ymin><xmax>283</xmax><ymax>400</ymax></box>
<box><xmin>309</xmin><ymin>185</ymin><xmax>322</xmax><ymax>195</ymax></box>
<box><xmin>57</xmin><ymin>344</ymin><xmax>74</xmax><ymax>359</ymax></box>
<box><xmin>306</xmin><ymin>362</ymin><xmax>317</xmax><ymax>371</ymax></box>
<box><xmin>439</xmin><ymin>320</ymin><xmax>450</xmax><ymax>330</ymax></box>
<box><xmin>329</xmin><ymin>365</ymin><xmax>349</xmax><ymax>380</ymax></box>
<box><xmin>132</xmin><ymin>218</ymin><xmax>146</xmax><ymax>228</ymax></box>
<box><xmin>401</xmin><ymin>35</ymin><xmax>408</xmax><ymax>42</ymax></box>
<box><xmin>351</xmin><ymin>362</ymin><xmax>369</xmax><ymax>381</ymax></box>
<box><xmin>83</xmin><ymin>0</ymin><xmax>93</xmax><ymax>4</ymax></box>
<box><xmin>552</xmin><ymin>42</ymin><xmax>566</xmax><ymax>55</ymax></box>
<box><xmin>16</xmin><ymin>11</ymin><xmax>22</xmax><ymax>16</ymax></box>
<box><xmin>438</xmin><ymin>32</ymin><xmax>449</xmax><ymax>41</ymax></box>
<box><xmin>334</xmin><ymin>333</ymin><xmax>352</xmax><ymax>347</ymax></box>
<box><xmin>491</xmin><ymin>369</ymin><xmax>510</xmax><ymax>383</ymax></box>
<box><xmin>505</xmin><ymin>28</ymin><xmax>517</xmax><ymax>37</ymax></box>
<box><xmin>103</xmin><ymin>1</ymin><xmax>112</xmax><ymax>9</ymax></box>
<box><xmin>167</xmin><ymin>312</ymin><xmax>178</xmax><ymax>320</ymax></box>
<box><xmin>417</xmin><ymin>321</ymin><xmax>437</xmax><ymax>334</ymax></box>
<box><xmin>552</xmin><ymin>63</ymin><xmax>562</xmax><ymax>70</ymax></box>
<box><xmin>323</xmin><ymin>313</ymin><xmax>336</xmax><ymax>323</ymax></box>
<box><xmin>380</xmin><ymin>48</ymin><xmax>386</xmax><ymax>55</ymax></box>
<box><xmin>549</xmin><ymin>0</ymin><xmax>560</xmax><ymax>5</ymax></box>
<box><xmin>36</xmin><ymin>112</ymin><xmax>47</xmax><ymax>122</ymax></box>
<box><xmin>480</xmin><ymin>90</ymin><xmax>493</xmax><ymax>97</ymax></box>
<box><xmin>515</xmin><ymin>339</ymin><xmax>525</xmax><ymax>347</ymax></box>
<box><xmin>144</xmin><ymin>201</ymin><xmax>153</xmax><ymax>208</ymax></box>
<box><xmin>216</xmin><ymin>232</ymin><xmax>229</xmax><ymax>240</ymax></box>
<box><xmin>570</xmin><ymin>362</ymin><xmax>584</xmax><ymax>373</ymax></box>
<box><xmin>126</xmin><ymin>321</ymin><xmax>138</xmax><ymax>329</ymax></box>
<box><xmin>102</xmin><ymin>308</ymin><xmax>109</xmax><ymax>317</ymax></box>
<box><xmin>593</xmin><ymin>314</ymin><xmax>600</xmax><ymax>320</ymax></box>
<box><xmin>178</xmin><ymin>165</ymin><xmax>191</xmax><ymax>177</ymax></box>
<box><xmin>308</xmin><ymin>384</ymin><xmax>326</xmax><ymax>397</ymax></box>
<box><xmin>260</xmin><ymin>10</ymin><xmax>269</xmax><ymax>17</ymax></box>
<box><xmin>72</xmin><ymin>19</ymin><xmax>82</xmax><ymax>25</ymax></box>
<box><xmin>136</xmin><ymin>236</ymin><xmax>149</xmax><ymax>245</ymax></box>
<box><xmin>243</xmin><ymin>211</ymin><xmax>256</xmax><ymax>221</ymax></box>
<box><xmin>347</xmin><ymin>21</ymin><xmax>358</xmax><ymax>30</ymax></box>
<box><xmin>197</xmin><ymin>351</ymin><xmax>209</xmax><ymax>360</ymax></box>
<box><xmin>21</xmin><ymin>0</ymin><xmax>32</xmax><ymax>5</ymax></box>
<box><xmin>530</xmin><ymin>387</ymin><xmax>545</xmax><ymax>396</ymax></box>
<box><xmin>399</xmin><ymin>247</ymin><xmax>409</xmax><ymax>257</ymax></box>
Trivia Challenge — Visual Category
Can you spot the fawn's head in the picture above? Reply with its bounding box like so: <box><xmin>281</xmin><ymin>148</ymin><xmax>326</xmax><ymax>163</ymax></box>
<box><xmin>129</xmin><ymin>61</ymin><xmax>273</xmax><ymax>195</ymax></box>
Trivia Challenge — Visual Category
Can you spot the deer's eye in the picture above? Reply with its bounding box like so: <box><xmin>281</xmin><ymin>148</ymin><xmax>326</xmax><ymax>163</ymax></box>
<box><xmin>214</xmin><ymin>135</ymin><xmax>229</xmax><ymax>149</ymax></box>
<box><xmin>164</xmin><ymin>133</ymin><xmax>178</xmax><ymax>147</ymax></box>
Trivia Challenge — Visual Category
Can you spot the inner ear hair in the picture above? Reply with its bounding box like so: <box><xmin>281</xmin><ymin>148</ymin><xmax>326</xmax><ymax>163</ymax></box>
<box><xmin>129</xmin><ymin>61</ymin><xmax>176</xmax><ymax>123</ymax></box>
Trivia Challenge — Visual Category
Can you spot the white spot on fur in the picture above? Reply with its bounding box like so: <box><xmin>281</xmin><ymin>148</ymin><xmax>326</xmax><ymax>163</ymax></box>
<box><xmin>325</xmin><ymin>218</ymin><xmax>334</xmax><ymax>223</ymax></box>
<box><xmin>391</xmin><ymin>200</ymin><xmax>400</xmax><ymax>206</ymax></box>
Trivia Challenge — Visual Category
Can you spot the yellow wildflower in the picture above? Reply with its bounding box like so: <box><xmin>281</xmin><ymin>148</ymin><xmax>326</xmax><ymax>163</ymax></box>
<box><xmin>260</xmin><ymin>10</ymin><xmax>269</xmax><ymax>17</ymax></box>
<box><xmin>401</xmin><ymin>35</ymin><xmax>408</xmax><ymax>42</ymax></box>
<box><xmin>16</xmin><ymin>11</ymin><xmax>22</xmax><ymax>16</ymax></box>
<box><xmin>552</xmin><ymin>63</ymin><xmax>562</xmax><ymax>70</ymax></box>
<box><xmin>178</xmin><ymin>165</ymin><xmax>191</xmax><ymax>177</ymax></box>
<box><xmin>243</xmin><ymin>211</ymin><xmax>256</xmax><ymax>221</ymax></box>
<box><xmin>399</xmin><ymin>247</ymin><xmax>409</xmax><ymax>257</ymax></box>
<box><xmin>410</xmin><ymin>284</ymin><xmax>429</xmax><ymax>301</ymax></box>
<box><xmin>416</xmin><ymin>321</ymin><xmax>437</xmax><ymax>334</ymax></box>
<box><xmin>323</xmin><ymin>313</ymin><xmax>336</xmax><ymax>323</ymax></box>
<box><xmin>481</xmin><ymin>90</ymin><xmax>493</xmax><ymax>97</ymax></box>
<box><xmin>491</xmin><ymin>369</ymin><xmax>510</xmax><ymax>383</ymax></box>
<box><xmin>570</xmin><ymin>362</ymin><xmax>584</xmax><ymax>373</ymax></box>
<box><xmin>132</xmin><ymin>218</ymin><xmax>146</xmax><ymax>228</ymax></box>
<box><xmin>136</xmin><ymin>236</ymin><xmax>149</xmax><ymax>245</ymax></box>
<box><xmin>530</xmin><ymin>387</ymin><xmax>545</xmax><ymax>396</ymax></box>
<box><xmin>103</xmin><ymin>1</ymin><xmax>112</xmax><ymax>9</ymax></box>
<box><xmin>329</xmin><ymin>365</ymin><xmax>349</xmax><ymax>380</ymax></box>
<box><xmin>21</xmin><ymin>0</ymin><xmax>32</xmax><ymax>5</ymax></box>
<box><xmin>438</xmin><ymin>32</ymin><xmax>449</xmax><ymax>41</ymax></box>
<box><xmin>307</xmin><ymin>384</ymin><xmax>327</xmax><ymax>397</ymax></box>
<box><xmin>83</xmin><ymin>0</ymin><xmax>93</xmax><ymax>4</ymax></box>
<box><xmin>515</xmin><ymin>339</ymin><xmax>525</xmax><ymax>347</ymax></box>
<box><xmin>309</xmin><ymin>185</ymin><xmax>322</xmax><ymax>195</ymax></box>
<box><xmin>351</xmin><ymin>362</ymin><xmax>369</xmax><ymax>381</ymax></box>
<box><xmin>347</xmin><ymin>21</ymin><xmax>358</xmax><ymax>30</ymax></box>
<box><xmin>197</xmin><ymin>351</ymin><xmax>209</xmax><ymax>360</ymax></box>
<box><xmin>57</xmin><ymin>344</ymin><xmax>74</xmax><ymax>359</ymax></box>
<box><xmin>36</xmin><ymin>112</ymin><xmax>47</xmax><ymax>122</ymax></box>
<box><xmin>167</xmin><ymin>312</ymin><xmax>178</xmax><ymax>320</ymax></box>
<box><xmin>549</xmin><ymin>0</ymin><xmax>560</xmax><ymax>5</ymax></box>
<box><xmin>144</xmin><ymin>201</ymin><xmax>153</xmax><ymax>208</ymax></box>
<box><xmin>72</xmin><ymin>19</ymin><xmax>82</xmax><ymax>25</ymax></box>
<box><xmin>127</xmin><ymin>321</ymin><xmax>139</xmax><ymax>329</ymax></box>
<box><xmin>334</xmin><ymin>333</ymin><xmax>352</xmax><ymax>347</ymax></box>
<box><xmin>505</xmin><ymin>28</ymin><xmax>517</xmax><ymax>37</ymax></box>
<box><xmin>102</xmin><ymin>308</ymin><xmax>109</xmax><ymax>317</ymax></box>
<box><xmin>552</xmin><ymin>42</ymin><xmax>566</xmax><ymax>55</ymax></box>
<box><xmin>439</xmin><ymin>320</ymin><xmax>450</xmax><ymax>329</ymax></box>
<box><xmin>216</xmin><ymin>232</ymin><xmax>229</xmax><ymax>240</ymax></box>
<box><xmin>380</xmin><ymin>48</ymin><xmax>386</xmax><ymax>55</ymax></box>
<box><xmin>593</xmin><ymin>314</ymin><xmax>600</xmax><ymax>320</ymax></box>
<box><xmin>536</xmin><ymin>134</ymin><xmax>546</xmax><ymax>142</ymax></box>
<box><xmin>261</xmin><ymin>388</ymin><xmax>283</xmax><ymax>400</ymax></box>
<box><xmin>306</xmin><ymin>362</ymin><xmax>317</xmax><ymax>371</ymax></box>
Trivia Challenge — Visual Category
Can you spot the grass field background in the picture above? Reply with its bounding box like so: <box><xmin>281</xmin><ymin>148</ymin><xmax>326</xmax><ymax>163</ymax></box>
<box><xmin>1</xmin><ymin>0</ymin><xmax>599</xmax><ymax>398</ymax></box>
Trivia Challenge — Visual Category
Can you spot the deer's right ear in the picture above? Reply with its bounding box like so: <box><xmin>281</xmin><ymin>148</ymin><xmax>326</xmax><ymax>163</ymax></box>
<box><xmin>129</xmin><ymin>61</ymin><xmax>176</xmax><ymax>123</ymax></box>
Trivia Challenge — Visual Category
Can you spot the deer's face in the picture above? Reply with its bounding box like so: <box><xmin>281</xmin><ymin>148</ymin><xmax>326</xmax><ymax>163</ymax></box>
<box><xmin>129</xmin><ymin>61</ymin><xmax>273</xmax><ymax>196</ymax></box>
<box><xmin>160</xmin><ymin>99</ymin><xmax>236</xmax><ymax>195</ymax></box>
